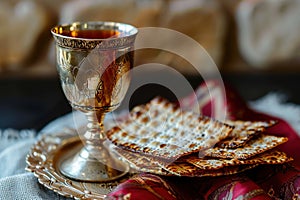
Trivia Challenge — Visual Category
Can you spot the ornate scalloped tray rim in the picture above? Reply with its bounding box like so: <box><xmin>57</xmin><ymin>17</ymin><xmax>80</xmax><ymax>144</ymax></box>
<box><xmin>25</xmin><ymin>129</ymin><xmax>131</xmax><ymax>200</ymax></box>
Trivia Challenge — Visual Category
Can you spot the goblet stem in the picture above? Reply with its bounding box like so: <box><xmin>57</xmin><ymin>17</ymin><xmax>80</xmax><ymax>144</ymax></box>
<box><xmin>59</xmin><ymin>111</ymin><xmax>129</xmax><ymax>182</ymax></box>
<box><xmin>85</xmin><ymin>111</ymin><xmax>105</xmax><ymax>147</ymax></box>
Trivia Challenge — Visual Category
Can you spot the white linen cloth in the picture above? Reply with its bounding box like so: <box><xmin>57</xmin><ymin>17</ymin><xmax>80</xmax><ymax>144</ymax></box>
<box><xmin>0</xmin><ymin>93</ymin><xmax>299</xmax><ymax>200</ymax></box>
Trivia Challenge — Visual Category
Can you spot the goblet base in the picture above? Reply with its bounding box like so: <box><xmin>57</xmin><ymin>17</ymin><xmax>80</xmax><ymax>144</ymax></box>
<box><xmin>59</xmin><ymin>142</ymin><xmax>129</xmax><ymax>182</ymax></box>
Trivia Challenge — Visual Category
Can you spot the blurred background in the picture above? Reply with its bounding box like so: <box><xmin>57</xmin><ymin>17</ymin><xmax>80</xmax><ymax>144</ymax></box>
<box><xmin>1</xmin><ymin>0</ymin><xmax>300</xmax><ymax>130</ymax></box>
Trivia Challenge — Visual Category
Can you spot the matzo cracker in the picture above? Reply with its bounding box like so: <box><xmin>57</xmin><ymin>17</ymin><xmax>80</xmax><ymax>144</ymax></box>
<box><xmin>107</xmin><ymin>97</ymin><xmax>233</xmax><ymax>159</ymax></box>
<box><xmin>204</xmin><ymin>134</ymin><xmax>288</xmax><ymax>159</ymax></box>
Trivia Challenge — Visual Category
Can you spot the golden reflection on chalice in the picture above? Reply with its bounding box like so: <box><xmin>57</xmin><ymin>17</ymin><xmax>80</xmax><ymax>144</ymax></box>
<box><xmin>51</xmin><ymin>21</ymin><xmax>137</xmax><ymax>182</ymax></box>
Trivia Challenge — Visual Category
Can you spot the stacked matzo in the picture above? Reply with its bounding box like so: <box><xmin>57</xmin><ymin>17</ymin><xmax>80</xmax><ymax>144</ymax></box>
<box><xmin>107</xmin><ymin>97</ymin><xmax>293</xmax><ymax>177</ymax></box>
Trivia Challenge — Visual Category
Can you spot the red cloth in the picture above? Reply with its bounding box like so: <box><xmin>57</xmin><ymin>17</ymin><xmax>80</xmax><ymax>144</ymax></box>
<box><xmin>108</xmin><ymin>80</ymin><xmax>300</xmax><ymax>200</ymax></box>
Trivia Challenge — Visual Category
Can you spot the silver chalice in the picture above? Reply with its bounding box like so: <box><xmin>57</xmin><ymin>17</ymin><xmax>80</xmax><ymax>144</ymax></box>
<box><xmin>51</xmin><ymin>21</ymin><xmax>137</xmax><ymax>182</ymax></box>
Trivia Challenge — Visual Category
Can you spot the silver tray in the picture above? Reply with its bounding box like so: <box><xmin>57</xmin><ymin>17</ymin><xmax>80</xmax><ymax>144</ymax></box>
<box><xmin>26</xmin><ymin>130</ymin><xmax>131</xmax><ymax>200</ymax></box>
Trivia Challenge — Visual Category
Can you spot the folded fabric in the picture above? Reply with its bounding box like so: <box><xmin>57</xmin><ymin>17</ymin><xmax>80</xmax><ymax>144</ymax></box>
<box><xmin>108</xmin><ymin>80</ymin><xmax>300</xmax><ymax>200</ymax></box>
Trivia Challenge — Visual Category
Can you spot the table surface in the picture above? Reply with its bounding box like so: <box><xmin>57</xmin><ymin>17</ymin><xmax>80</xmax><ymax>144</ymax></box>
<box><xmin>1</xmin><ymin>72</ymin><xmax>300</xmax><ymax>131</ymax></box>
